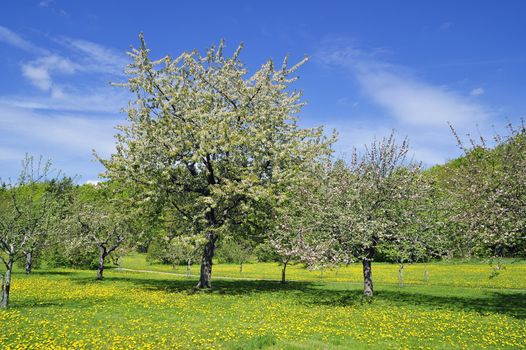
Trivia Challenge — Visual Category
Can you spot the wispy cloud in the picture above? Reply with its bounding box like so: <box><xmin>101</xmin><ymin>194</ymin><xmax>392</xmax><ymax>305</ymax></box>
<box><xmin>316</xmin><ymin>37</ymin><xmax>495</xmax><ymax>165</ymax></box>
<box><xmin>470</xmin><ymin>87</ymin><xmax>485</xmax><ymax>96</ymax></box>
<box><xmin>318</xmin><ymin>39</ymin><xmax>491</xmax><ymax>127</ymax></box>
<box><xmin>0</xmin><ymin>25</ymin><xmax>45</xmax><ymax>53</ymax></box>
<box><xmin>439</xmin><ymin>22</ymin><xmax>453</xmax><ymax>31</ymax></box>
<box><xmin>0</xmin><ymin>26</ymin><xmax>130</xmax><ymax>180</ymax></box>
<box><xmin>356</xmin><ymin>70</ymin><xmax>490</xmax><ymax>127</ymax></box>
<box><xmin>0</xmin><ymin>102</ymin><xmax>122</xmax><ymax>180</ymax></box>
<box><xmin>0</xmin><ymin>103</ymin><xmax>119</xmax><ymax>155</ymax></box>
<box><xmin>0</xmin><ymin>87</ymin><xmax>129</xmax><ymax>113</ymax></box>
<box><xmin>39</xmin><ymin>0</ymin><xmax>53</xmax><ymax>7</ymax></box>
<box><xmin>1</xmin><ymin>26</ymin><xmax>128</xmax><ymax>96</ymax></box>
<box><xmin>21</xmin><ymin>54</ymin><xmax>76</xmax><ymax>93</ymax></box>
<box><xmin>57</xmin><ymin>37</ymin><xmax>128</xmax><ymax>75</ymax></box>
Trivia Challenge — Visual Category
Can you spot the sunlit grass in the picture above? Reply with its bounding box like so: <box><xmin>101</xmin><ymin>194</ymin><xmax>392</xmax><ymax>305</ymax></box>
<box><xmin>0</xmin><ymin>257</ymin><xmax>525</xmax><ymax>349</ymax></box>
<box><xmin>123</xmin><ymin>253</ymin><xmax>526</xmax><ymax>289</ymax></box>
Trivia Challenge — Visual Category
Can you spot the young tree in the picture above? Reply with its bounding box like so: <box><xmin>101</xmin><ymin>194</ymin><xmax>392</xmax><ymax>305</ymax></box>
<box><xmin>216</xmin><ymin>237</ymin><xmax>254</xmax><ymax>274</ymax></box>
<box><xmin>327</xmin><ymin>133</ymin><xmax>429</xmax><ymax>296</ymax></box>
<box><xmin>149</xmin><ymin>233</ymin><xmax>205</xmax><ymax>276</ymax></box>
<box><xmin>0</xmin><ymin>156</ymin><xmax>65</xmax><ymax>308</ymax></box>
<box><xmin>100</xmin><ymin>35</ymin><xmax>332</xmax><ymax>288</ymax></box>
<box><xmin>66</xmin><ymin>184</ymin><xmax>132</xmax><ymax>280</ymax></box>
<box><xmin>270</xmin><ymin>167</ymin><xmax>337</xmax><ymax>283</ymax></box>
<box><xmin>446</xmin><ymin>123</ymin><xmax>526</xmax><ymax>263</ymax></box>
<box><xmin>269</xmin><ymin>221</ymin><xmax>306</xmax><ymax>284</ymax></box>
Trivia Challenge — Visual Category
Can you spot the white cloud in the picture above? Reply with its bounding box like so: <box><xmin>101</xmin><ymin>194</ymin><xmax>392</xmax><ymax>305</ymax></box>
<box><xmin>319</xmin><ymin>41</ymin><xmax>491</xmax><ymax>127</ymax></box>
<box><xmin>439</xmin><ymin>22</ymin><xmax>453</xmax><ymax>31</ymax></box>
<box><xmin>0</xmin><ymin>102</ymin><xmax>124</xmax><ymax>180</ymax></box>
<box><xmin>85</xmin><ymin>180</ymin><xmax>101</xmax><ymax>186</ymax></box>
<box><xmin>0</xmin><ymin>25</ymin><xmax>44</xmax><ymax>53</ymax></box>
<box><xmin>470</xmin><ymin>87</ymin><xmax>485</xmax><ymax>96</ymax></box>
<box><xmin>21</xmin><ymin>64</ymin><xmax>52</xmax><ymax>90</ymax></box>
<box><xmin>39</xmin><ymin>0</ymin><xmax>53</xmax><ymax>7</ymax></box>
<box><xmin>58</xmin><ymin>37</ymin><xmax>128</xmax><ymax>75</ymax></box>
<box><xmin>0</xmin><ymin>26</ymin><xmax>131</xmax><ymax>180</ymax></box>
<box><xmin>20</xmin><ymin>54</ymin><xmax>77</xmax><ymax>92</ymax></box>
<box><xmin>316</xmin><ymin>38</ymin><xmax>496</xmax><ymax>165</ymax></box>
<box><xmin>355</xmin><ymin>70</ymin><xmax>490</xmax><ymax>127</ymax></box>
<box><xmin>0</xmin><ymin>26</ymin><xmax>127</xmax><ymax>96</ymax></box>
<box><xmin>0</xmin><ymin>103</ymin><xmax>120</xmax><ymax>156</ymax></box>
<box><xmin>0</xmin><ymin>87</ymin><xmax>129</xmax><ymax>113</ymax></box>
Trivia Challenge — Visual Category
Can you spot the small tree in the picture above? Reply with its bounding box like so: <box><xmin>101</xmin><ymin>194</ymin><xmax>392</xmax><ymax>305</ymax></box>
<box><xmin>66</xmin><ymin>184</ymin><xmax>132</xmax><ymax>280</ymax></box>
<box><xmin>327</xmin><ymin>133</ymin><xmax>429</xmax><ymax>296</ymax></box>
<box><xmin>149</xmin><ymin>233</ymin><xmax>205</xmax><ymax>276</ymax></box>
<box><xmin>446</xmin><ymin>123</ymin><xmax>526</xmax><ymax>264</ymax></box>
<box><xmin>0</xmin><ymin>156</ymin><xmax>65</xmax><ymax>308</ymax></box>
<box><xmin>270</xmin><ymin>161</ymin><xmax>339</xmax><ymax>283</ymax></box>
<box><xmin>269</xmin><ymin>221</ymin><xmax>307</xmax><ymax>284</ymax></box>
<box><xmin>217</xmin><ymin>237</ymin><xmax>254</xmax><ymax>274</ymax></box>
<box><xmin>101</xmin><ymin>35</ymin><xmax>332</xmax><ymax>288</ymax></box>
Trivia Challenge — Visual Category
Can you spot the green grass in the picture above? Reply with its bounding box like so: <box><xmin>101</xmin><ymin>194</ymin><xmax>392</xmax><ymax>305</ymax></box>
<box><xmin>123</xmin><ymin>253</ymin><xmax>526</xmax><ymax>289</ymax></box>
<box><xmin>0</xmin><ymin>255</ymin><xmax>525</xmax><ymax>349</ymax></box>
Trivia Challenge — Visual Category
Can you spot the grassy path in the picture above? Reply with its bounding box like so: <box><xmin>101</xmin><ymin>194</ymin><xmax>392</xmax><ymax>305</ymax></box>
<box><xmin>122</xmin><ymin>254</ymin><xmax>526</xmax><ymax>290</ymax></box>
<box><xmin>118</xmin><ymin>266</ymin><xmax>526</xmax><ymax>292</ymax></box>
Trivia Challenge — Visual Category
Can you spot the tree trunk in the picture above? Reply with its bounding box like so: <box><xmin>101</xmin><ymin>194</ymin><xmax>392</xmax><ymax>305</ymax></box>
<box><xmin>362</xmin><ymin>258</ymin><xmax>373</xmax><ymax>297</ymax></box>
<box><xmin>196</xmin><ymin>232</ymin><xmax>216</xmax><ymax>288</ymax></box>
<box><xmin>398</xmin><ymin>263</ymin><xmax>404</xmax><ymax>287</ymax></box>
<box><xmin>239</xmin><ymin>262</ymin><xmax>243</xmax><ymax>274</ymax></box>
<box><xmin>424</xmin><ymin>264</ymin><xmax>429</xmax><ymax>285</ymax></box>
<box><xmin>281</xmin><ymin>260</ymin><xmax>288</xmax><ymax>284</ymax></box>
<box><xmin>25</xmin><ymin>251</ymin><xmax>33</xmax><ymax>274</ymax></box>
<box><xmin>0</xmin><ymin>275</ymin><xmax>3</xmax><ymax>306</ymax></box>
<box><xmin>186</xmin><ymin>259</ymin><xmax>191</xmax><ymax>277</ymax></box>
<box><xmin>1</xmin><ymin>259</ymin><xmax>13</xmax><ymax>309</ymax></box>
<box><xmin>97</xmin><ymin>247</ymin><xmax>107</xmax><ymax>281</ymax></box>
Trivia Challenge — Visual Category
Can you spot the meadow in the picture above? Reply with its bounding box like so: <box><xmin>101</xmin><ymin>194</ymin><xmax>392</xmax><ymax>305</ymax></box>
<box><xmin>1</xmin><ymin>256</ymin><xmax>525</xmax><ymax>349</ymax></box>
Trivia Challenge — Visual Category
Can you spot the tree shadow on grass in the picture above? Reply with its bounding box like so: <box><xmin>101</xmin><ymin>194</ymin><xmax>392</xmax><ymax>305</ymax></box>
<box><xmin>305</xmin><ymin>287</ymin><xmax>526</xmax><ymax>319</ymax></box>
<box><xmin>28</xmin><ymin>270</ymin><xmax>79</xmax><ymax>277</ymax></box>
<box><xmin>99</xmin><ymin>273</ymin><xmax>526</xmax><ymax>319</ymax></box>
<box><xmin>101</xmin><ymin>274</ymin><xmax>313</xmax><ymax>295</ymax></box>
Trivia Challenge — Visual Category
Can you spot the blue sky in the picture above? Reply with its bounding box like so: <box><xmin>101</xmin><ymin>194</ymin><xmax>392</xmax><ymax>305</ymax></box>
<box><xmin>1</xmin><ymin>1</ymin><xmax>525</xmax><ymax>182</ymax></box>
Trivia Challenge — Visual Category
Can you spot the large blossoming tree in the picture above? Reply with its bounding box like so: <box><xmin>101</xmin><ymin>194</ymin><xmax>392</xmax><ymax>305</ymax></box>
<box><xmin>100</xmin><ymin>35</ymin><xmax>332</xmax><ymax>288</ymax></box>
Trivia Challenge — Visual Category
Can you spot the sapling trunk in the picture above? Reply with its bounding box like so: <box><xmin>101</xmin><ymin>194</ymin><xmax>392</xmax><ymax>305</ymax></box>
<box><xmin>398</xmin><ymin>263</ymin><xmax>404</xmax><ymax>287</ymax></box>
<box><xmin>186</xmin><ymin>259</ymin><xmax>191</xmax><ymax>277</ymax></box>
<box><xmin>1</xmin><ymin>259</ymin><xmax>13</xmax><ymax>309</ymax></box>
<box><xmin>239</xmin><ymin>262</ymin><xmax>243</xmax><ymax>274</ymax></box>
<box><xmin>25</xmin><ymin>251</ymin><xmax>33</xmax><ymax>274</ymax></box>
<box><xmin>0</xmin><ymin>274</ymin><xmax>4</xmax><ymax>307</ymax></box>
<box><xmin>281</xmin><ymin>259</ymin><xmax>289</xmax><ymax>284</ymax></box>
<box><xmin>424</xmin><ymin>264</ymin><xmax>429</xmax><ymax>285</ymax></box>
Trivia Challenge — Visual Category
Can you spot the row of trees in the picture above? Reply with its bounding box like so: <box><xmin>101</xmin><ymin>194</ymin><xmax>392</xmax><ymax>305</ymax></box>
<box><xmin>2</xmin><ymin>36</ymin><xmax>525</xmax><ymax>307</ymax></box>
<box><xmin>0</xmin><ymin>158</ymin><xmax>137</xmax><ymax>309</ymax></box>
<box><xmin>101</xmin><ymin>36</ymin><xmax>524</xmax><ymax>293</ymax></box>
